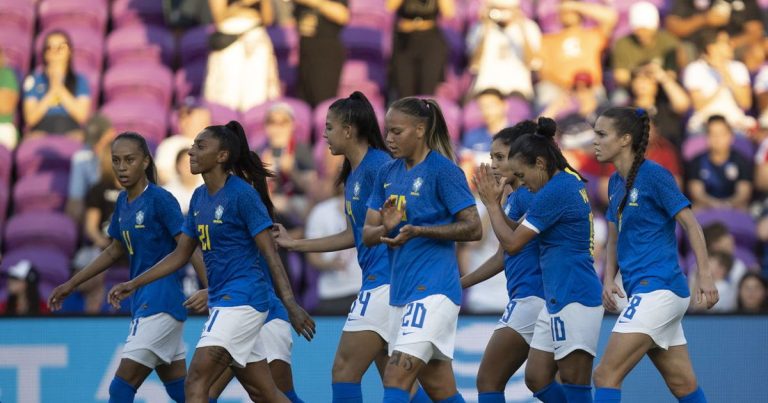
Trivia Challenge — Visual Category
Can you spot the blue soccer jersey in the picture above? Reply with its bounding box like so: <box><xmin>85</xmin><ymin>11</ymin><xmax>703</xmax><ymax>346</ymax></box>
<box><xmin>256</xmin><ymin>255</ymin><xmax>289</xmax><ymax>323</ymax></box>
<box><xmin>522</xmin><ymin>171</ymin><xmax>602</xmax><ymax>313</ymax></box>
<box><xmin>503</xmin><ymin>187</ymin><xmax>544</xmax><ymax>300</ymax></box>
<box><xmin>606</xmin><ymin>160</ymin><xmax>691</xmax><ymax>298</ymax></box>
<box><xmin>367</xmin><ymin>151</ymin><xmax>476</xmax><ymax>306</ymax></box>
<box><xmin>181</xmin><ymin>176</ymin><xmax>271</xmax><ymax>311</ymax></box>
<box><xmin>108</xmin><ymin>183</ymin><xmax>187</xmax><ymax>321</ymax></box>
<box><xmin>345</xmin><ymin>148</ymin><xmax>392</xmax><ymax>291</ymax></box>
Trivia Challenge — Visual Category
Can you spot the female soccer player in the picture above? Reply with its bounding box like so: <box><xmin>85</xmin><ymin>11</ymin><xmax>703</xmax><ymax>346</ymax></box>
<box><xmin>108</xmin><ymin>121</ymin><xmax>315</xmax><ymax>403</ymax></box>
<box><xmin>273</xmin><ymin>91</ymin><xmax>433</xmax><ymax>403</ymax></box>
<box><xmin>461</xmin><ymin>121</ymin><xmax>545</xmax><ymax>403</ymax></box>
<box><xmin>475</xmin><ymin>117</ymin><xmax>604</xmax><ymax>403</ymax></box>
<box><xmin>592</xmin><ymin>107</ymin><xmax>719</xmax><ymax>403</ymax></box>
<box><xmin>363</xmin><ymin>97</ymin><xmax>482</xmax><ymax>403</ymax></box>
<box><xmin>49</xmin><ymin>132</ymin><xmax>207</xmax><ymax>403</ymax></box>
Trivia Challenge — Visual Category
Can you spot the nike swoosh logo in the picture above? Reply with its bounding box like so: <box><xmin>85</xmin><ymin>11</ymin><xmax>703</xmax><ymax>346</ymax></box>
<box><xmin>402</xmin><ymin>331</ymin><xmax>414</xmax><ymax>336</ymax></box>
<box><xmin>618</xmin><ymin>319</ymin><xmax>630</xmax><ymax>323</ymax></box>
<box><xmin>384</xmin><ymin>183</ymin><xmax>391</xmax><ymax>188</ymax></box>
<box><xmin>347</xmin><ymin>318</ymin><xmax>358</xmax><ymax>321</ymax></box>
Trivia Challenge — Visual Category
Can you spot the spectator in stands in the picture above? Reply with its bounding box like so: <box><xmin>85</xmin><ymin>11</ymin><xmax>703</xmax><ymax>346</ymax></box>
<box><xmin>260</xmin><ymin>102</ymin><xmax>315</xmax><ymax>220</ymax></box>
<box><xmin>155</xmin><ymin>99</ymin><xmax>210</xmax><ymax>185</ymax></box>
<box><xmin>466</xmin><ymin>0</ymin><xmax>541</xmax><ymax>100</ymax></box>
<box><xmin>164</xmin><ymin>0</ymin><xmax>213</xmax><ymax>29</ymax></box>
<box><xmin>0</xmin><ymin>47</ymin><xmax>19</xmax><ymax>150</ymax></box>
<box><xmin>295</xmin><ymin>0</ymin><xmax>350</xmax><ymax>107</ymax></box>
<box><xmin>611</xmin><ymin>2</ymin><xmax>680</xmax><ymax>89</ymax></box>
<box><xmin>687</xmin><ymin>115</ymin><xmax>753</xmax><ymax>210</ymax></box>
<box><xmin>203</xmin><ymin>0</ymin><xmax>280</xmax><ymax>112</ymax></box>
<box><xmin>629</xmin><ymin>61</ymin><xmax>691</xmax><ymax>146</ymax></box>
<box><xmin>72</xmin><ymin>146</ymin><xmax>123</xmax><ymax>313</ymax></box>
<box><xmin>542</xmin><ymin>71</ymin><xmax>610</xmax><ymax>124</ymax></box>
<box><xmin>22</xmin><ymin>30</ymin><xmax>91</xmax><ymax>137</ymax></box>
<box><xmin>753</xmin><ymin>58</ymin><xmax>768</xmax><ymax>131</ymax></box>
<box><xmin>303</xmin><ymin>185</ymin><xmax>361</xmax><ymax>314</ymax></box>
<box><xmin>461</xmin><ymin>89</ymin><xmax>509</xmax><ymax>157</ymax></box>
<box><xmin>387</xmin><ymin>0</ymin><xmax>455</xmax><ymax>98</ymax></box>
<box><xmin>689</xmin><ymin>251</ymin><xmax>738</xmax><ymax>312</ymax></box>
<box><xmin>66</xmin><ymin>114</ymin><xmax>115</xmax><ymax>223</ymax></box>
<box><xmin>683</xmin><ymin>29</ymin><xmax>753</xmax><ymax>134</ymax></box>
<box><xmin>0</xmin><ymin>260</ymin><xmax>48</xmax><ymax>316</ymax></box>
<box><xmin>163</xmin><ymin>148</ymin><xmax>198</xmax><ymax>215</ymax></box>
<box><xmin>665</xmin><ymin>0</ymin><xmax>764</xmax><ymax>64</ymax></box>
<box><xmin>736</xmin><ymin>272</ymin><xmax>768</xmax><ymax>313</ymax></box>
<box><xmin>536</xmin><ymin>0</ymin><xmax>616</xmax><ymax>111</ymax></box>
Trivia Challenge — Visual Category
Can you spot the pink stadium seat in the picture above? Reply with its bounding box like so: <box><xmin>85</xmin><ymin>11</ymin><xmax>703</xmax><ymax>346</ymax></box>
<box><xmin>38</xmin><ymin>0</ymin><xmax>108</xmax><ymax>34</ymax></box>
<box><xmin>0</xmin><ymin>0</ymin><xmax>36</xmax><ymax>36</ymax></box>
<box><xmin>12</xmin><ymin>172</ymin><xmax>69</xmax><ymax>214</ymax></box>
<box><xmin>101</xmin><ymin>99</ymin><xmax>169</xmax><ymax>145</ymax></box>
<box><xmin>242</xmin><ymin>98</ymin><xmax>313</xmax><ymax>149</ymax></box>
<box><xmin>35</xmin><ymin>26</ymin><xmax>105</xmax><ymax>74</ymax></box>
<box><xmin>106</xmin><ymin>24</ymin><xmax>175</xmax><ymax>68</ymax></box>
<box><xmin>111</xmin><ymin>0</ymin><xmax>166</xmax><ymax>29</ymax></box>
<box><xmin>103</xmin><ymin>62</ymin><xmax>174</xmax><ymax>108</ymax></box>
<box><xmin>14</xmin><ymin>136</ymin><xmax>82</xmax><ymax>178</ymax></box>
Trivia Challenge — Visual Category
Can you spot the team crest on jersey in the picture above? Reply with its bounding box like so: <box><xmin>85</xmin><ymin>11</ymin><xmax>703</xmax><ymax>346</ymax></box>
<box><xmin>353</xmin><ymin>181</ymin><xmax>361</xmax><ymax>200</ymax></box>
<box><xmin>134</xmin><ymin>211</ymin><xmax>145</xmax><ymax>228</ymax></box>
<box><xmin>214</xmin><ymin>205</ymin><xmax>224</xmax><ymax>223</ymax></box>
<box><xmin>411</xmin><ymin>177</ymin><xmax>423</xmax><ymax>196</ymax></box>
<box><xmin>629</xmin><ymin>188</ymin><xmax>639</xmax><ymax>206</ymax></box>
<box><xmin>504</xmin><ymin>204</ymin><xmax>511</xmax><ymax>216</ymax></box>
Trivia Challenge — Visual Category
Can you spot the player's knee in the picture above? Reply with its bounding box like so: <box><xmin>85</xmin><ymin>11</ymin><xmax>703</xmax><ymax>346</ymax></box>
<box><xmin>665</xmin><ymin>373</ymin><xmax>698</xmax><ymax>398</ymax></box>
<box><xmin>476</xmin><ymin>371</ymin><xmax>505</xmax><ymax>392</ymax></box>
<box><xmin>331</xmin><ymin>353</ymin><xmax>361</xmax><ymax>382</ymax></box>
<box><xmin>524</xmin><ymin>370</ymin><xmax>551</xmax><ymax>393</ymax></box>
<box><xmin>593</xmin><ymin>363</ymin><xmax>619</xmax><ymax>388</ymax></box>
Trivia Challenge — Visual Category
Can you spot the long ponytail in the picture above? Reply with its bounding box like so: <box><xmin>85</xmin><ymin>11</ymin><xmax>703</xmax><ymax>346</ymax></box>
<box><xmin>206</xmin><ymin>121</ymin><xmax>276</xmax><ymax>218</ymax></box>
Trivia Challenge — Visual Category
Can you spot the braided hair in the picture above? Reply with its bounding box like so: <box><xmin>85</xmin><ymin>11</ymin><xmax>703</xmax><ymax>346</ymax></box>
<box><xmin>600</xmin><ymin>107</ymin><xmax>650</xmax><ymax>216</ymax></box>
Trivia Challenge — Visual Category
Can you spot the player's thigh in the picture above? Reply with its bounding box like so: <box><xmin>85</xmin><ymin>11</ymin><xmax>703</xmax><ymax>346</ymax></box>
<box><xmin>383</xmin><ymin>350</ymin><xmax>426</xmax><ymax>390</ymax></box>
<box><xmin>114</xmin><ymin>358</ymin><xmax>154</xmax><ymax>387</ymax></box>
<box><xmin>269</xmin><ymin>359</ymin><xmax>295</xmax><ymax>394</ymax></box>
<box><xmin>333</xmin><ymin>330</ymin><xmax>387</xmax><ymax>382</ymax></box>
<box><xmin>187</xmin><ymin>346</ymin><xmax>233</xmax><ymax>387</ymax></box>
<box><xmin>593</xmin><ymin>332</ymin><xmax>655</xmax><ymax>387</ymax></box>
<box><xmin>232</xmin><ymin>359</ymin><xmax>286</xmax><ymax>402</ymax></box>
<box><xmin>556</xmin><ymin>349</ymin><xmax>594</xmax><ymax>385</ymax></box>
<box><xmin>156</xmin><ymin>359</ymin><xmax>187</xmax><ymax>383</ymax></box>
<box><xmin>477</xmin><ymin>327</ymin><xmax>530</xmax><ymax>391</ymax></box>
<box><xmin>208</xmin><ymin>367</ymin><xmax>236</xmax><ymax>399</ymax></box>
<box><xmin>647</xmin><ymin>345</ymin><xmax>699</xmax><ymax>398</ymax></box>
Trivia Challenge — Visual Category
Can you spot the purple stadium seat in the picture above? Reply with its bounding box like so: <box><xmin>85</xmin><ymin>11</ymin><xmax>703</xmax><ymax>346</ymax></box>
<box><xmin>0</xmin><ymin>183</ymin><xmax>8</xmax><ymax>226</ymax></box>
<box><xmin>682</xmin><ymin>135</ymin><xmax>755</xmax><ymax>162</ymax></box>
<box><xmin>35</xmin><ymin>26</ymin><xmax>105</xmax><ymax>74</ymax></box>
<box><xmin>15</xmin><ymin>136</ymin><xmax>82</xmax><ymax>178</ymax></box>
<box><xmin>695</xmin><ymin>208</ymin><xmax>757</xmax><ymax>250</ymax></box>
<box><xmin>0</xmin><ymin>145</ymin><xmax>10</xmax><ymax>185</ymax></box>
<box><xmin>4</xmin><ymin>212</ymin><xmax>78</xmax><ymax>256</ymax></box>
<box><xmin>175</xmin><ymin>61</ymin><xmax>207</xmax><ymax>105</ymax></box>
<box><xmin>106</xmin><ymin>24</ymin><xmax>175</xmax><ymax>68</ymax></box>
<box><xmin>342</xmin><ymin>27</ymin><xmax>386</xmax><ymax>62</ymax></box>
<box><xmin>0</xmin><ymin>0</ymin><xmax>36</xmax><ymax>36</ymax></box>
<box><xmin>179</xmin><ymin>25</ymin><xmax>212</xmax><ymax>66</ymax></box>
<box><xmin>435</xmin><ymin>68</ymin><xmax>472</xmax><ymax>103</ymax></box>
<box><xmin>348</xmin><ymin>0</ymin><xmax>392</xmax><ymax>31</ymax></box>
<box><xmin>0</xmin><ymin>246</ymin><xmax>72</xmax><ymax>293</ymax></box>
<box><xmin>462</xmin><ymin>95</ymin><xmax>533</xmax><ymax>134</ymax></box>
<box><xmin>39</xmin><ymin>0</ymin><xmax>108</xmax><ymax>33</ymax></box>
<box><xmin>111</xmin><ymin>0</ymin><xmax>166</xmax><ymax>29</ymax></box>
<box><xmin>103</xmin><ymin>62</ymin><xmax>173</xmax><ymax>108</ymax></box>
<box><xmin>12</xmin><ymin>171</ymin><xmax>69</xmax><ymax>214</ymax></box>
<box><xmin>241</xmin><ymin>98</ymin><xmax>313</xmax><ymax>149</ymax></box>
<box><xmin>101</xmin><ymin>99</ymin><xmax>169</xmax><ymax>145</ymax></box>
<box><xmin>0</xmin><ymin>26</ymin><xmax>32</xmax><ymax>78</ymax></box>
<box><xmin>441</xmin><ymin>27</ymin><xmax>465</xmax><ymax>68</ymax></box>
<box><xmin>206</xmin><ymin>102</ymin><xmax>241</xmax><ymax>126</ymax></box>
<box><xmin>340</xmin><ymin>60</ymin><xmax>386</xmax><ymax>91</ymax></box>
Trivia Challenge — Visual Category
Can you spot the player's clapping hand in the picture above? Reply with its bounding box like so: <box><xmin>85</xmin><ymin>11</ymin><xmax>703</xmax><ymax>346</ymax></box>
<box><xmin>107</xmin><ymin>280</ymin><xmax>137</xmax><ymax>309</ymax></box>
<box><xmin>183</xmin><ymin>288</ymin><xmax>209</xmax><ymax>313</ymax></box>
<box><xmin>380</xmin><ymin>197</ymin><xmax>405</xmax><ymax>232</ymax></box>
<box><xmin>286</xmin><ymin>302</ymin><xmax>316</xmax><ymax>341</ymax></box>
<box><xmin>696</xmin><ymin>270</ymin><xmax>720</xmax><ymax>310</ymax></box>
<box><xmin>473</xmin><ymin>163</ymin><xmax>504</xmax><ymax>207</ymax></box>
<box><xmin>601</xmin><ymin>281</ymin><xmax>626</xmax><ymax>313</ymax></box>
<box><xmin>272</xmin><ymin>223</ymin><xmax>296</xmax><ymax>250</ymax></box>
<box><xmin>48</xmin><ymin>281</ymin><xmax>75</xmax><ymax>311</ymax></box>
<box><xmin>381</xmin><ymin>224</ymin><xmax>420</xmax><ymax>248</ymax></box>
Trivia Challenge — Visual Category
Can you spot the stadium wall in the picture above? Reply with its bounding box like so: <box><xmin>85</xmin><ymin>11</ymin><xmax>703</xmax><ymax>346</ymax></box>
<box><xmin>0</xmin><ymin>316</ymin><xmax>765</xmax><ymax>403</ymax></box>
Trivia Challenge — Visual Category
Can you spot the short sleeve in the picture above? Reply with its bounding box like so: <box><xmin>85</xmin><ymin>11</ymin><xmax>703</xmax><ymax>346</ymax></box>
<box><xmin>157</xmin><ymin>190</ymin><xmax>184</xmax><ymax>237</ymax></box>
<box><xmin>367</xmin><ymin>165</ymin><xmax>386</xmax><ymax>211</ymax></box>
<box><xmin>436</xmin><ymin>164</ymin><xmax>475</xmax><ymax>215</ymax></box>
<box><xmin>682</xmin><ymin>63</ymin><xmax>706</xmax><ymax>91</ymax></box>
<box><xmin>524</xmin><ymin>181</ymin><xmax>564</xmax><ymax>233</ymax></box>
<box><xmin>22</xmin><ymin>75</ymin><xmax>41</xmax><ymax>99</ymax></box>
<box><xmin>524</xmin><ymin>20</ymin><xmax>542</xmax><ymax>50</ymax></box>
<box><xmin>75</xmin><ymin>74</ymin><xmax>90</xmax><ymax>97</ymax></box>
<box><xmin>181</xmin><ymin>190</ymin><xmax>198</xmax><ymax>239</ymax></box>
<box><xmin>107</xmin><ymin>196</ymin><xmax>122</xmax><ymax>240</ymax></box>
<box><xmin>754</xmin><ymin>67</ymin><xmax>768</xmax><ymax>94</ymax></box>
<box><xmin>239</xmin><ymin>187</ymin><xmax>273</xmax><ymax>237</ymax></box>
<box><xmin>651</xmin><ymin>165</ymin><xmax>690</xmax><ymax>219</ymax></box>
<box><xmin>729</xmin><ymin>62</ymin><xmax>751</xmax><ymax>87</ymax></box>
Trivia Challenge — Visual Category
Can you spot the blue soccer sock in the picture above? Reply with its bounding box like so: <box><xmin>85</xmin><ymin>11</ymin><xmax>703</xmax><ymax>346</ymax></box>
<box><xmin>284</xmin><ymin>389</ymin><xmax>304</xmax><ymax>403</ymax></box>
<box><xmin>208</xmin><ymin>399</ymin><xmax>217</xmax><ymax>403</ymax></box>
<box><xmin>410</xmin><ymin>385</ymin><xmax>432</xmax><ymax>403</ymax></box>
<box><xmin>533</xmin><ymin>381</ymin><xmax>567</xmax><ymax>403</ymax></box>
<box><xmin>563</xmin><ymin>384</ymin><xmax>593</xmax><ymax>403</ymax></box>
<box><xmin>436</xmin><ymin>393</ymin><xmax>465</xmax><ymax>403</ymax></box>
<box><xmin>163</xmin><ymin>377</ymin><xmax>185</xmax><ymax>402</ymax></box>
<box><xmin>383</xmin><ymin>387</ymin><xmax>411</xmax><ymax>403</ymax></box>
<box><xmin>478</xmin><ymin>391</ymin><xmax>505</xmax><ymax>403</ymax></box>
<box><xmin>678</xmin><ymin>387</ymin><xmax>707</xmax><ymax>403</ymax></box>
<box><xmin>109</xmin><ymin>376</ymin><xmax>137</xmax><ymax>403</ymax></box>
<box><xmin>332</xmin><ymin>382</ymin><xmax>363</xmax><ymax>403</ymax></box>
<box><xmin>594</xmin><ymin>387</ymin><xmax>621</xmax><ymax>402</ymax></box>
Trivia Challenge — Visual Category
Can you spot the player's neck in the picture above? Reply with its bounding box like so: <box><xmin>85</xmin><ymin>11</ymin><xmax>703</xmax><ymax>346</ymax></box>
<box><xmin>614</xmin><ymin>155</ymin><xmax>635</xmax><ymax>179</ymax></box>
<box><xmin>203</xmin><ymin>169</ymin><xmax>229</xmax><ymax>195</ymax></box>
<box><xmin>347</xmin><ymin>142</ymin><xmax>368</xmax><ymax>171</ymax></box>
<box><xmin>405</xmin><ymin>146</ymin><xmax>430</xmax><ymax>170</ymax></box>
<box><xmin>126</xmin><ymin>177</ymin><xmax>149</xmax><ymax>202</ymax></box>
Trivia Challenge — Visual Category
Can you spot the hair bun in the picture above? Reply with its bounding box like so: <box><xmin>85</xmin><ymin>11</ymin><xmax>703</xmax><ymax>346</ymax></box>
<box><xmin>536</xmin><ymin>117</ymin><xmax>557</xmax><ymax>138</ymax></box>
<box><xmin>516</xmin><ymin>120</ymin><xmax>538</xmax><ymax>135</ymax></box>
